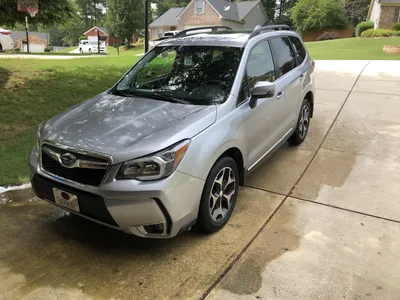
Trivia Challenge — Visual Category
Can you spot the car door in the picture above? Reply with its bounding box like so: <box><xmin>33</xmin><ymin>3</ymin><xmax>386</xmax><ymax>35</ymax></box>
<box><xmin>239</xmin><ymin>39</ymin><xmax>286</xmax><ymax>169</ymax></box>
<box><xmin>270</xmin><ymin>36</ymin><xmax>302</xmax><ymax>131</ymax></box>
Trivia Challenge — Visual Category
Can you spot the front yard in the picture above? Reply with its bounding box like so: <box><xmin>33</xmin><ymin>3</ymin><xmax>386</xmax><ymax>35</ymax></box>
<box><xmin>0</xmin><ymin>37</ymin><xmax>399</xmax><ymax>186</ymax></box>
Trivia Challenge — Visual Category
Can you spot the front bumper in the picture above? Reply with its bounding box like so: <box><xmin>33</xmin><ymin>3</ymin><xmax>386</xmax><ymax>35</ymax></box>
<box><xmin>29</xmin><ymin>146</ymin><xmax>204</xmax><ymax>238</ymax></box>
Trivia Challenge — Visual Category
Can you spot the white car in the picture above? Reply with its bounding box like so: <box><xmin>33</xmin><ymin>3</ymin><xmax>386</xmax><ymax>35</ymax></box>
<box><xmin>150</xmin><ymin>31</ymin><xmax>180</xmax><ymax>49</ymax></box>
<box><xmin>78</xmin><ymin>40</ymin><xmax>107</xmax><ymax>54</ymax></box>
<box><xmin>0</xmin><ymin>28</ymin><xmax>14</xmax><ymax>51</ymax></box>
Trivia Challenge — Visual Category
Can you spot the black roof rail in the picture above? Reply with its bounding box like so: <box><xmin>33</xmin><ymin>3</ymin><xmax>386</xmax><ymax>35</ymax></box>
<box><xmin>173</xmin><ymin>26</ymin><xmax>232</xmax><ymax>39</ymax></box>
<box><xmin>248</xmin><ymin>25</ymin><xmax>291</xmax><ymax>40</ymax></box>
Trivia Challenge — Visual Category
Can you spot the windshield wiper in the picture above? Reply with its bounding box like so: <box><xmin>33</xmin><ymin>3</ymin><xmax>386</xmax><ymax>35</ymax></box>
<box><xmin>112</xmin><ymin>89</ymin><xmax>133</xmax><ymax>97</ymax></box>
<box><xmin>150</xmin><ymin>93</ymin><xmax>191</xmax><ymax>105</ymax></box>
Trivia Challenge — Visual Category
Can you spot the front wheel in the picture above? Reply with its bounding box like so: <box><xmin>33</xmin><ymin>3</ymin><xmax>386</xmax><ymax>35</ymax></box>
<box><xmin>79</xmin><ymin>48</ymin><xmax>83</xmax><ymax>54</ymax></box>
<box><xmin>289</xmin><ymin>98</ymin><xmax>311</xmax><ymax>146</ymax></box>
<box><xmin>196</xmin><ymin>156</ymin><xmax>239</xmax><ymax>233</ymax></box>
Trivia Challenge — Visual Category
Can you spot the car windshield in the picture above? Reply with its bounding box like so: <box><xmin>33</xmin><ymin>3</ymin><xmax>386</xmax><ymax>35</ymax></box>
<box><xmin>113</xmin><ymin>45</ymin><xmax>242</xmax><ymax>105</ymax></box>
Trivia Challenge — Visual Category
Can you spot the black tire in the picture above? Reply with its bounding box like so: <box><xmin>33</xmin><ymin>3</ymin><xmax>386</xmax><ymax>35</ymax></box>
<box><xmin>289</xmin><ymin>98</ymin><xmax>311</xmax><ymax>146</ymax></box>
<box><xmin>79</xmin><ymin>48</ymin><xmax>83</xmax><ymax>54</ymax></box>
<box><xmin>0</xmin><ymin>44</ymin><xmax>3</xmax><ymax>51</ymax></box>
<box><xmin>89</xmin><ymin>49</ymin><xmax>92</xmax><ymax>54</ymax></box>
<box><xmin>196</xmin><ymin>156</ymin><xmax>239</xmax><ymax>233</ymax></box>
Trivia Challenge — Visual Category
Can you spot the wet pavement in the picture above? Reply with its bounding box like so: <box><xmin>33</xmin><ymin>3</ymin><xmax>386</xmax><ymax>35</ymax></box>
<box><xmin>1</xmin><ymin>60</ymin><xmax>400</xmax><ymax>300</ymax></box>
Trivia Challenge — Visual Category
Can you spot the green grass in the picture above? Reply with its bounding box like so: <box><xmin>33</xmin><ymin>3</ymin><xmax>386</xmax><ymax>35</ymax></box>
<box><xmin>0</xmin><ymin>37</ymin><xmax>399</xmax><ymax>186</ymax></box>
<box><xmin>305</xmin><ymin>37</ymin><xmax>400</xmax><ymax>60</ymax></box>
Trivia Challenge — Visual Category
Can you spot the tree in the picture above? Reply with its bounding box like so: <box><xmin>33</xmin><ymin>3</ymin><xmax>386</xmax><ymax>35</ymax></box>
<box><xmin>343</xmin><ymin>0</ymin><xmax>371</xmax><ymax>28</ymax></box>
<box><xmin>106</xmin><ymin>0</ymin><xmax>145</xmax><ymax>43</ymax></box>
<box><xmin>291</xmin><ymin>0</ymin><xmax>349</xmax><ymax>33</ymax></box>
<box><xmin>275</xmin><ymin>0</ymin><xmax>297</xmax><ymax>26</ymax></box>
<box><xmin>75</xmin><ymin>0</ymin><xmax>107</xmax><ymax>27</ymax></box>
<box><xmin>0</xmin><ymin>0</ymin><xmax>74</xmax><ymax>27</ymax></box>
<box><xmin>258</xmin><ymin>0</ymin><xmax>276</xmax><ymax>22</ymax></box>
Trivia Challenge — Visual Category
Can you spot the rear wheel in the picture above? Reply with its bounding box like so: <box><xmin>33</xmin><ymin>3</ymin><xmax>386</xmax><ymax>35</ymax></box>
<box><xmin>196</xmin><ymin>157</ymin><xmax>239</xmax><ymax>233</ymax></box>
<box><xmin>89</xmin><ymin>49</ymin><xmax>92</xmax><ymax>54</ymax></box>
<box><xmin>289</xmin><ymin>98</ymin><xmax>311</xmax><ymax>146</ymax></box>
<box><xmin>0</xmin><ymin>44</ymin><xmax>3</xmax><ymax>52</ymax></box>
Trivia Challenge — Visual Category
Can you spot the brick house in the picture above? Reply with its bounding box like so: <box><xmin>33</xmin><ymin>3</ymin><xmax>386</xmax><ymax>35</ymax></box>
<box><xmin>150</xmin><ymin>0</ymin><xmax>269</xmax><ymax>40</ymax></box>
<box><xmin>368</xmin><ymin>0</ymin><xmax>400</xmax><ymax>29</ymax></box>
<box><xmin>84</xmin><ymin>26</ymin><xmax>138</xmax><ymax>46</ymax></box>
<box><xmin>11</xmin><ymin>31</ymin><xmax>48</xmax><ymax>52</ymax></box>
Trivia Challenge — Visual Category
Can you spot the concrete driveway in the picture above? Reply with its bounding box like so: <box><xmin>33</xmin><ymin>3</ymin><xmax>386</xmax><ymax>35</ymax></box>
<box><xmin>1</xmin><ymin>60</ymin><xmax>400</xmax><ymax>300</ymax></box>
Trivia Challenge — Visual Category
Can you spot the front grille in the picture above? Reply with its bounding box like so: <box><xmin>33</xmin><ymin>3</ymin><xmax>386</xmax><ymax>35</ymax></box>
<box><xmin>41</xmin><ymin>144</ymin><xmax>109</xmax><ymax>187</ymax></box>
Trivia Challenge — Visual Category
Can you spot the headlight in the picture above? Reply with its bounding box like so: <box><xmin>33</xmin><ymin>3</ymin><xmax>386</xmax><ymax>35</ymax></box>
<box><xmin>116</xmin><ymin>140</ymin><xmax>190</xmax><ymax>181</ymax></box>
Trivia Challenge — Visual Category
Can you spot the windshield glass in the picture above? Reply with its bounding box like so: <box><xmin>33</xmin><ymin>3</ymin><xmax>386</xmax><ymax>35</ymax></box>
<box><xmin>114</xmin><ymin>45</ymin><xmax>242</xmax><ymax>105</ymax></box>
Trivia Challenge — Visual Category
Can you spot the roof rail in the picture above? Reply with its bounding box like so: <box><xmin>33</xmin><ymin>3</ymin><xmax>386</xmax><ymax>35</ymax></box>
<box><xmin>248</xmin><ymin>25</ymin><xmax>291</xmax><ymax>40</ymax></box>
<box><xmin>173</xmin><ymin>26</ymin><xmax>232</xmax><ymax>39</ymax></box>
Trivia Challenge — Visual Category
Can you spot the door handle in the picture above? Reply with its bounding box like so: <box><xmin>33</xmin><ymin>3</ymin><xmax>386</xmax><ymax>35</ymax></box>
<box><xmin>299</xmin><ymin>74</ymin><xmax>304</xmax><ymax>81</ymax></box>
<box><xmin>276</xmin><ymin>91</ymin><xmax>284</xmax><ymax>100</ymax></box>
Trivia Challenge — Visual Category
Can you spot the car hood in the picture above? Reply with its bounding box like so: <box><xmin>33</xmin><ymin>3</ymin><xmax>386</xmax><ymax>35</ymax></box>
<box><xmin>41</xmin><ymin>93</ymin><xmax>216</xmax><ymax>163</ymax></box>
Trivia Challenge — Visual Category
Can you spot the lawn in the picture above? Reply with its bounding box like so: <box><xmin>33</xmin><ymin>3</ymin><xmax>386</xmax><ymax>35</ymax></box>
<box><xmin>306</xmin><ymin>37</ymin><xmax>400</xmax><ymax>60</ymax></box>
<box><xmin>0</xmin><ymin>37</ymin><xmax>399</xmax><ymax>186</ymax></box>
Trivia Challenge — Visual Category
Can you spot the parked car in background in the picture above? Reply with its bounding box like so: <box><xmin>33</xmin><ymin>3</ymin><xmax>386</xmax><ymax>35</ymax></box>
<box><xmin>0</xmin><ymin>28</ymin><xmax>14</xmax><ymax>51</ymax></box>
<box><xmin>78</xmin><ymin>40</ymin><xmax>107</xmax><ymax>54</ymax></box>
<box><xmin>150</xmin><ymin>30</ymin><xmax>179</xmax><ymax>49</ymax></box>
<box><xmin>30</xmin><ymin>25</ymin><xmax>315</xmax><ymax>239</ymax></box>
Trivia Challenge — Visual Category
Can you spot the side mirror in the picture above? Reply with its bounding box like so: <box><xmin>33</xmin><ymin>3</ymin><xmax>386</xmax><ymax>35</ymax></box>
<box><xmin>249</xmin><ymin>81</ymin><xmax>275</xmax><ymax>109</ymax></box>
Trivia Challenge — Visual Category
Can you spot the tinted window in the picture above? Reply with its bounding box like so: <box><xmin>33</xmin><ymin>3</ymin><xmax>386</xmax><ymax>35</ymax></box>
<box><xmin>289</xmin><ymin>36</ymin><xmax>307</xmax><ymax>65</ymax></box>
<box><xmin>246</xmin><ymin>40</ymin><xmax>276</xmax><ymax>89</ymax></box>
<box><xmin>270</xmin><ymin>37</ymin><xmax>296</xmax><ymax>77</ymax></box>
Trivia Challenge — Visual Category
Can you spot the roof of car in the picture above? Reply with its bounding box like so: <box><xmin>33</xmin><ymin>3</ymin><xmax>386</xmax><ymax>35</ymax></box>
<box><xmin>158</xmin><ymin>30</ymin><xmax>298</xmax><ymax>48</ymax></box>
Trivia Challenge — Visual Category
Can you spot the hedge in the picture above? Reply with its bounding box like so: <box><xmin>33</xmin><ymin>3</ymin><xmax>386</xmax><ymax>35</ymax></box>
<box><xmin>356</xmin><ymin>21</ymin><xmax>374</xmax><ymax>37</ymax></box>
<box><xmin>361</xmin><ymin>29</ymin><xmax>400</xmax><ymax>38</ymax></box>
<box><xmin>393</xmin><ymin>23</ymin><xmax>400</xmax><ymax>31</ymax></box>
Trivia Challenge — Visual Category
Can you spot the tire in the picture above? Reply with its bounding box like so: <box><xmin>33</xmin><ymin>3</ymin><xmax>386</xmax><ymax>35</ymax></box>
<box><xmin>196</xmin><ymin>156</ymin><xmax>239</xmax><ymax>233</ymax></box>
<box><xmin>89</xmin><ymin>49</ymin><xmax>92</xmax><ymax>54</ymax></box>
<box><xmin>0</xmin><ymin>44</ymin><xmax>3</xmax><ymax>52</ymax></box>
<box><xmin>79</xmin><ymin>48</ymin><xmax>83</xmax><ymax>54</ymax></box>
<box><xmin>289</xmin><ymin>98</ymin><xmax>311</xmax><ymax>146</ymax></box>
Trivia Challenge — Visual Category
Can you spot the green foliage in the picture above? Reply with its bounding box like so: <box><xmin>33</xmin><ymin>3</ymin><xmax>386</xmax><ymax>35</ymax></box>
<box><xmin>106</xmin><ymin>0</ymin><xmax>144</xmax><ymax>42</ymax></box>
<box><xmin>154</xmin><ymin>0</ymin><xmax>190</xmax><ymax>18</ymax></box>
<box><xmin>75</xmin><ymin>0</ymin><xmax>106</xmax><ymax>27</ymax></box>
<box><xmin>259</xmin><ymin>0</ymin><xmax>276</xmax><ymax>22</ymax></box>
<box><xmin>44</xmin><ymin>48</ymin><xmax>51</xmax><ymax>52</ymax></box>
<box><xmin>0</xmin><ymin>0</ymin><xmax>74</xmax><ymax>27</ymax></box>
<box><xmin>14</xmin><ymin>48</ymin><xmax>21</xmax><ymax>52</ymax></box>
<box><xmin>355</xmin><ymin>21</ymin><xmax>374</xmax><ymax>37</ymax></box>
<box><xmin>292</xmin><ymin>0</ymin><xmax>349</xmax><ymax>34</ymax></box>
<box><xmin>361</xmin><ymin>29</ymin><xmax>400</xmax><ymax>38</ymax></box>
<box><xmin>344</xmin><ymin>0</ymin><xmax>372</xmax><ymax>28</ymax></box>
<box><xmin>392</xmin><ymin>23</ymin><xmax>400</xmax><ymax>31</ymax></box>
<box><xmin>79</xmin><ymin>36</ymin><xmax>86</xmax><ymax>42</ymax></box>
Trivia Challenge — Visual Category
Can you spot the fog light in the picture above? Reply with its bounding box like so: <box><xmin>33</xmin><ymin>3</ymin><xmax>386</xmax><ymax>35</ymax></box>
<box><xmin>143</xmin><ymin>223</ymin><xmax>164</xmax><ymax>234</ymax></box>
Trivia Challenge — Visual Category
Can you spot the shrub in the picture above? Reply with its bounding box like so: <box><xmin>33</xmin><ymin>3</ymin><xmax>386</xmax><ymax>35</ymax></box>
<box><xmin>292</xmin><ymin>0</ymin><xmax>349</xmax><ymax>34</ymax></box>
<box><xmin>392</xmin><ymin>23</ymin><xmax>400</xmax><ymax>31</ymax></box>
<box><xmin>361</xmin><ymin>29</ymin><xmax>400</xmax><ymax>38</ymax></box>
<box><xmin>78</xmin><ymin>35</ymin><xmax>86</xmax><ymax>42</ymax></box>
<box><xmin>123</xmin><ymin>43</ymin><xmax>135</xmax><ymax>50</ymax></box>
<box><xmin>44</xmin><ymin>48</ymin><xmax>51</xmax><ymax>52</ymax></box>
<box><xmin>356</xmin><ymin>21</ymin><xmax>374</xmax><ymax>37</ymax></box>
<box><xmin>316</xmin><ymin>32</ymin><xmax>340</xmax><ymax>41</ymax></box>
<box><xmin>14</xmin><ymin>48</ymin><xmax>21</xmax><ymax>52</ymax></box>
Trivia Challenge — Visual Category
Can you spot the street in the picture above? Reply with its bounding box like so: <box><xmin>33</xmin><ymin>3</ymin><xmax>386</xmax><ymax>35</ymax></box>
<box><xmin>1</xmin><ymin>60</ymin><xmax>400</xmax><ymax>300</ymax></box>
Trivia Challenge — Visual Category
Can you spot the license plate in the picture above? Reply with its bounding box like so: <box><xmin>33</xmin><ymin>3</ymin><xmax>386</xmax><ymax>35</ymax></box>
<box><xmin>53</xmin><ymin>188</ymin><xmax>80</xmax><ymax>212</ymax></box>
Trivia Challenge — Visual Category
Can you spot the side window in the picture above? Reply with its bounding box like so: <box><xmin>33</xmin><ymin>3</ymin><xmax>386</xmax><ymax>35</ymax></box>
<box><xmin>289</xmin><ymin>36</ymin><xmax>307</xmax><ymax>65</ymax></box>
<box><xmin>238</xmin><ymin>72</ymin><xmax>250</xmax><ymax>104</ymax></box>
<box><xmin>270</xmin><ymin>37</ymin><xmax>297</xmax><ymax>77</ymax></box>
<box><xmin>246</xmin><ymin>40</ymin><xmax>276</xmax><ymax>90</ymax></box>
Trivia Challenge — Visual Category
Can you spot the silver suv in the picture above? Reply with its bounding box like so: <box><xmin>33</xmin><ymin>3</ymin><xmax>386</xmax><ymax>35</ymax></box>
<box><xmin>30</xmin><ymin>25</ymin><xmax>315</xmax><ymax>239</ymax></box>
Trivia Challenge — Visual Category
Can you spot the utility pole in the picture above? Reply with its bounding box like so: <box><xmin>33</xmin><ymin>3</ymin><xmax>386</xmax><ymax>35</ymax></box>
<box><xmin>25</xmin><ymin>14</ymin><xmax>30</xmax><ymax>53</ymax></box>
<box><xmin>144</xmin><ymin>0</ymin><xmax>149</xmax><ymax>53</ymax></box>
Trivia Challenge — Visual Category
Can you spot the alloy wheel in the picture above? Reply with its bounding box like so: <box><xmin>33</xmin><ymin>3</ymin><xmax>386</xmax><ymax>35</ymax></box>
<box><xmin>299</xmin><ymin>104</ymin><xmax>310</xmax><ymax>140</ymax></box>
<box><xmin>209</xmin><ymin>167</ymin><xmax>236</xmax><ymax>222</ymax></box>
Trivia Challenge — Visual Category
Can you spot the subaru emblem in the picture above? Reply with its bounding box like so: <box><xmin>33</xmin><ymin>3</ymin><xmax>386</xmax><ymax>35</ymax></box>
<box><xmin>60</xmin><ymin>153</ymin><xmax>77</xmax><ymax>168</ymax></box>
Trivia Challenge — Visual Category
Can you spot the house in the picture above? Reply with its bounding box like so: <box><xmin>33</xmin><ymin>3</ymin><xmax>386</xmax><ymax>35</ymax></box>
<box><xmin>150</xmin><ymin>0</ymin><xmax>269</xmax><ymax>40</ymax></box>
<box><xmin>367</xmin><ymin>0</ymin><xmax>400</xmax><ymax>29</ymax></box>
<box><xmin>83</xmin><ymin>26</ymin><xmax>138</xmax><ymax>46</ymax></box>
<box><xmin>11</xmin><ymin>31</ymin><xmax>48</xmax><ymax>52</ymax></box>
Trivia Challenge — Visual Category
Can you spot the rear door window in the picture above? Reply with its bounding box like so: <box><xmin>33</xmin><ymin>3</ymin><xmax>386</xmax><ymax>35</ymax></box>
<box><xmin>289</xmin><ymin>36</ymin><xmax>307</xmax><ymax>65</ymax></box>
<box><xmin>270</xmin><ymin>37</ymin><xmax>297</xmax><ymax>78</ymax></box>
